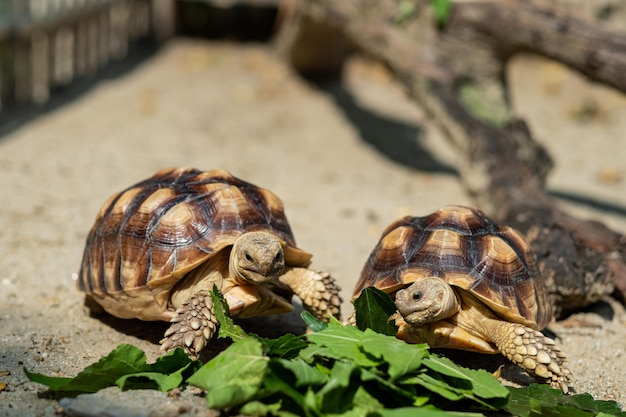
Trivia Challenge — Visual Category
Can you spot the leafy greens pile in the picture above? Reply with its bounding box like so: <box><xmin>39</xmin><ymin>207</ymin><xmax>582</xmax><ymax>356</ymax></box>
<box><xmin>25</xmin><ymin>287</ymin><xmax>625</xmax><ymax>417</ymax></box>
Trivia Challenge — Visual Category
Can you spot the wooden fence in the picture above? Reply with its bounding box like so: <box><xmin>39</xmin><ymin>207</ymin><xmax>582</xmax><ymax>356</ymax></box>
<box><xmin>0</xmin><ymin>0</ymin><xmax>167</xmax><ymax>112</ymax></box>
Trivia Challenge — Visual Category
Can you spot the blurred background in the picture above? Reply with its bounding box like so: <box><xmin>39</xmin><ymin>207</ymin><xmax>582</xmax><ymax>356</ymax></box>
<box><xmin>0</xmin><ymin>0</ymin><xmax>312</xmax><ymax>123</ymax></box>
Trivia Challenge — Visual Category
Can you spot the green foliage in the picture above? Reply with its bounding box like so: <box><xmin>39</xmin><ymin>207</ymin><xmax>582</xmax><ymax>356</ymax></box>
<box><xmin>505</xmin><ymin>384</ymin><xmax>626</xmax><ymax>417</ymax></box>
<box><xmin>187</xmin><ymin>336</ymin><xmax>268</xmax><ymax>410</ymax></box>
<box><xmin>353</xmin><ymin>287</ymin><xmax>398</xmax><ymax>336</ymax></box>
<box><xmin>301</xmin><ymin>310</ymin><xmax>329</xmax><ymax>332</ymax></box>
<box><xmin>210</xmin><ymin>285</ymin><xmax>247</xmax><ymax>341</ymax></box>
<box><xmin>24</xmin><ymin>344</ymin><xmax>200</xmax><ymax>394</ymax></box>
<box><xmin>25</xmin><ymin>287</ymin><xmax>625</xmax><ymax>417</ymax></box>
<box><xmin>431</xmin><ymin>0</ymin><xmax>452</xmax><ymax>25</ymax></box>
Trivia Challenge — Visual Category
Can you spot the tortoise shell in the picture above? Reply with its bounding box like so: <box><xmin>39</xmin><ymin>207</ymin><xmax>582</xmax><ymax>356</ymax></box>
<box><xmin>78</xmin><ymin>167</ymin><xmax>311</xmax><ymax>319</ymax></box>
<box><xmin>353</xmin><ymin>205</ymin><xmax>551</xmax><ymax>329</ymax></box>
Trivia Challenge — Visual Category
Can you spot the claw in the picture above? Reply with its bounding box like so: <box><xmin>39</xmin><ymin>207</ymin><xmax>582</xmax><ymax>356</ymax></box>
<box><xmin>160</xmin><ymin>290</ymin><xmax>217</xmax><ymax>356</ymax></box>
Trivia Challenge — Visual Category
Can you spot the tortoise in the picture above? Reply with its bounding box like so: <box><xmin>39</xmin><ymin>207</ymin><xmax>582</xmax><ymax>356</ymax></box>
<box><xmin>351</xmin><ymin>205</ymin><xmax>572</xmax><ymax>392</ymax></box>
<box><xmin>78</xmin><ymin>167</ymin><xmax>341</xmax><ymax>356</ymax></box>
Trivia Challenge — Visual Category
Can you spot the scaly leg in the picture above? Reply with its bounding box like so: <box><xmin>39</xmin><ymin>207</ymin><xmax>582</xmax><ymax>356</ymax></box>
<box><xmin>279</xmin><ymin>268</ymin><xmax>342</xmax><ymax>322</ymax></box>
<box><xmin>487</xmin><ymin>320</ymin><xmax>573</xmax><ymax>392</ymax></box>
<box><xmin>160</xmin><ymin>290</ymin><xmax>217</xmax><ymax>357</ymax></box>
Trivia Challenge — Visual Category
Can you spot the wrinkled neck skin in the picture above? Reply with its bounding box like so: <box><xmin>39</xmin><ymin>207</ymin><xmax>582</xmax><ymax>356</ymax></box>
<box><xmin>168</xmin><ymin>251</ymin><xmax>230</xmax><ymax>310</ymax></box>
<box><xmin>452</xmin><ymin>291</ymin><xmax>501</xmax><ymax>339</ymax></box>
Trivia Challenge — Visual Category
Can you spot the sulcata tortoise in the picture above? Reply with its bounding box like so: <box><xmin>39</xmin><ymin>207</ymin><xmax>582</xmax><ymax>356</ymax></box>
<box><xmin>78</xmin><ymin>167</ymin><xmax>341</xmax><ymax>356</ymax></box>
<box><xmin>352</xmin><ymin>205</ymin><xmax>572</xmax><ymax>392</ymax></box>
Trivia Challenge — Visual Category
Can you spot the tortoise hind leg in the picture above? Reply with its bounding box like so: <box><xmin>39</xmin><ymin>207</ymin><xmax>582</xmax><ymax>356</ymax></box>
<box><xmin>487</xmin><ymin>320</ymin><xmax>573</xmax><ymax>392</ymax></box>
<box><xmin>279</xmin><ymin>268</ymin><xmax>342</xmax><ymax>322</ymax></box>
<box><xmin>160</xmin><ymin>290</ymin><xmax>217</xmax><ymax>357</ymax></box>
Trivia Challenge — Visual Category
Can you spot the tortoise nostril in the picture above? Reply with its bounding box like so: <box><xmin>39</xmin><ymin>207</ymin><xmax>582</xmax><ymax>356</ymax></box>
<box><xmin>274</xmin><ymin>251</ymin><xmax>283</xmax><ymax>264</ymax></box>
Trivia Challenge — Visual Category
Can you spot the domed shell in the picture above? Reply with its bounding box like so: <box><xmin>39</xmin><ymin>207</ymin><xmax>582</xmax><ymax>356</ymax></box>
<box><xmin>353</xmin><ymin>206</ymin><xmax>551</xmax><ymax>329</ymax></box>
<box><xmin>78</xmin><ymin>168</ymin><xmax>312</xmax><ymax>317</ymax></box>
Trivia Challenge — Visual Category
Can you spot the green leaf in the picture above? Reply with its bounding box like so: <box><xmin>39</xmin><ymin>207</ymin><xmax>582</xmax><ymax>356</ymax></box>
<box><xmin>316</xmin><ymin>360</ymin><xmax>359</xmax><ymax>414</ymax></box>
<box><xmin>301</xmin><ymin>310</ymin><xmax>328</xmax><ymax>332</ymax></box>
<box><xmin>262</xmin><ymin>366</ymin><xmax>308</xmax><ymax>411</ymax></box>
<box><xmin>271</xmin><ymin>358</ymin><xmax>328</xmax><ymax>388</ymax></box>
<box><xmin>424</xmin><ymin>355</ymin><xmax>509</xmax><ymax>400</ymax></box>
<box><xmin>304</xmin><ymin>319</ymin><xmax>379</xmax><ymax>368</ymax></box>
<box><xmin>187</xmin><ymin>336</ymin><xmax>268</xmax><ymax>409</ymax></box>
<box><xmin>353</xmin><ymin>287</ymin><xmax>399</xmax><ymax>336</ymax></box>
<box><xmin>431</xmin><ymin>0</ymin><xmax>452</xmax><ymax>25</ymax></box>
<box><xmin>298</xmin><ymin>343</ymin><xmax>337</xmax><ymax>365</ymax></box>
<box><xmin>116</xmin><ymin>347</ymin><xmax>201</xmax><ymax>391</ymax></box>
<box><xmin>464</xmin><ymin>369</ymin><xmax>509</xmax><ymax>402</ymax></box>
<box><xmin>359</xmin><ymin>368</ymin><xmax>417</xmax><ymax>407</ymax></box>
<box><xmin>505</xmin><ymin>384</ymin><xmax>626</xmax><ymax>417</ymax></box>
<box><xmin>379</xmin><ymin>407</ymin><xmax>483</xmax><ymax>417</ymax></box>
<box><xmin>410</xmin><ymin>373</ymin><xmax>465</xmax><ymax>402</ymax></box>
<box><xmin>25</xmin><ymin>345</ymin><xmax>201</xmax><ymax>394</ymax></box>
<box><xmin>420</xmin><ymin>355</ymin><xmax>508</xmax><ymax>409</ymax></box>
<box><xmin>239</xmin><ymin>400</ymin><xmax>291</xmax><ymax>417</ymax></box>
<box><xmin>22</xmin><ymin>370</ymin><xmax>72</xmax><ymax>392</ymax></box>
<box><xmin>351</xmin><ymin>386</ymin><xmax>385</xmax><ymax>413</ymax></box>
<box><xmin>210</xmin><ymin>285</ymin><xmax>246</xmax><ymax>340</ymax></box>
<box><xmin>148</xmin><ymin>347</ymin><xmax>198</xmax><ymax>374</ymax></box>
<box><xmin>262</xmin><ymin>333</ymin><xmax>308</xmax><ymax>359</ymax></box>
<box><xmin>421</xmin><ymin>356</ymin><xmax>472</xmax><ymax>383</ymax></box>
<box><xmin>25</xmin><ymin>344</ymin><xmax>149</xmax><ymax>393</ymax></box>
<box><xmin>115</xmin><ymin>368</ymin><xmax>186</xmax><ymax>392</ymax></box>
<box><xmin>359</xmin><ymin>329</ymin><xmax>428</xmax><ymax>380</ymax></box>
<box><xmin>318</xmin><ymin>387</ymin><xmax>385</xmax><ymax>417</ymax></box>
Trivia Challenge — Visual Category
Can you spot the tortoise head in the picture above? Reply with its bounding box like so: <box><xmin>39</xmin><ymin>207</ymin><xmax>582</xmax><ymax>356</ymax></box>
<box><xmin>230</xmin><ymin>231</ymin><xmax>286</xmax><ymax>285</ymax></box>
<box><xmin>395</xmin><ymin>276</ymin><xmax>460</xmax><ymax>326</ymax></box>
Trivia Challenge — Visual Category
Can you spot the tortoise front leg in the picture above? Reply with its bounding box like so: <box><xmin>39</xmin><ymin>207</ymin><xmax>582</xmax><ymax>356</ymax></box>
<box><xmin>279</xmin><ymin>268</ymin><xmax>342</xmax><ymax>322</ymax></box>
<box><xmin>160</xmin><ymin>290</ymin><xmax>217</xmax><ymax>357</ymax></box>
<box><xmin>486</xmin><ymin>320</ymin><xmax>573</xmax><ymax>393</ymax></box>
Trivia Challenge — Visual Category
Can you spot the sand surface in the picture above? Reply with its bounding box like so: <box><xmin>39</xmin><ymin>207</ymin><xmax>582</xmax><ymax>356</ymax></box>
<box><xmin>0</xmin><ymin>40</ymin><xmax>625</xmax><ymax>416</ymax></box>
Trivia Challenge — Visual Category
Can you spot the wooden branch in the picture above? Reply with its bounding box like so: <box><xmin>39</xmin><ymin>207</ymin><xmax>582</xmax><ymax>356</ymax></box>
<box><xmin>450</xmin><ymin>0</ymin><xmax>626</xmax><ymax>93</ymax></box>
<box><xmin>277</xmin><ymin>0</ymin><xmax>626</xmax><ymax>317</ymax></box>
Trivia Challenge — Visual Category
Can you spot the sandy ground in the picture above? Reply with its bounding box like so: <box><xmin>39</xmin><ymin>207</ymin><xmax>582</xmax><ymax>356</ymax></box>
<box><xmin>0</xmin><ymin>39</ymin><xmax>625</xmax><ymax>416</ymax></box>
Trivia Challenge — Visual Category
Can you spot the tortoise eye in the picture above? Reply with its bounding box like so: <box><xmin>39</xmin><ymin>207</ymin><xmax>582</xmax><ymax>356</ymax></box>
<box><xmin>274</xmin><ymin>252</ymin><xmax>283</xmax><ymax>263</ymax></box>
<box><xmin>412</xmin><ymin>291</ymin><xmax>422</xmax><ymax>301</ymax></box>
<box><xmin>245</xmin><ymin>252</ymin><xmax>254</xmax><ymax>262</ymax></box>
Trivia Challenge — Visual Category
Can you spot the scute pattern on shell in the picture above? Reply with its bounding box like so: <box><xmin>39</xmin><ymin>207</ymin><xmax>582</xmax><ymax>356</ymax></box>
<box><xmin>79</xmin><ymin>167</ymin><xmax>299</xmax><ymax>297</ymax></box>
<box><xmin>354</xmin><ymin>206</ymin><xmax>551</xmax><ymax>329</ymax></box>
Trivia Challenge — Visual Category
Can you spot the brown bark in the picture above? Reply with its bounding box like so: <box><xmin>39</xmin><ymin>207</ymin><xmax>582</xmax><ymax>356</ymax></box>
<box><xmin>450</xmin><ymin>1</ymin><xmax>626</xmax><ymax>92</ymax></box>
<box><xmin>275</xmin><ymin>0</ymin><xmax>626</xmax><ymax>317</ymax></box>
